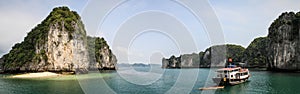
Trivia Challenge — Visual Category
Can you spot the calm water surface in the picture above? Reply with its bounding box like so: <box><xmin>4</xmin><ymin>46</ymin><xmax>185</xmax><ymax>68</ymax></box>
<box><xmin>0</xmin><ymin>66</ymin><xmax>300</xmax><ymax>94</ymax></box>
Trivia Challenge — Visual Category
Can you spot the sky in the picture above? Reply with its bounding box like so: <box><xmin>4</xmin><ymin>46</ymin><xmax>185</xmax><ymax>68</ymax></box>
<box><xmin>1</xmin><ymin>0</ymin><xmax>300</xmax><ymax>64</ymax></box>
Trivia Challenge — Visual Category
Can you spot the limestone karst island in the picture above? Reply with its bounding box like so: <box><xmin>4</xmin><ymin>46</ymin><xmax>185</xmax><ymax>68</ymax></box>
<box><xmin>0</xmin><ymin>7</ymin><xmax>117</xmax><ymax>75</ymax></box>
<box><xmin>163</xmin><ymin>12</ymin><xmax>300</xmax><ymax>72</ymax></box>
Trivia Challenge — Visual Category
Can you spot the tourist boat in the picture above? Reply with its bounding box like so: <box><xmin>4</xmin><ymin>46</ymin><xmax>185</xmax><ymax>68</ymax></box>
<box><xmin>212</xmin><ymin>65</ymin><xmax>250</xmax><ymax>86</ymax></box>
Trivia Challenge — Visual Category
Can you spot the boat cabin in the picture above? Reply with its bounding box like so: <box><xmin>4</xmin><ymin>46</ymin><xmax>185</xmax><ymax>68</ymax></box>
<box><xmin>216</xmin><ymin>67</ymin><xmax>248</xmax><ymax>79</ymax></box>
<box><xmin>212</xmin><ymin>58</ymin><xmax>250</xmax><ymax>85</ymax></box>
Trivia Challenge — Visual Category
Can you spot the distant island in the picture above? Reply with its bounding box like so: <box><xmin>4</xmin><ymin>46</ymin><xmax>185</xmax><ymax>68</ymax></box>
<box><xmin>132</xmin><ymin>63</ymin><xmax>150</xmax><ymax>67</ymax></box>
<box><xmin>0</xmin><ymin>6</ymin><xmax>117</xmax><ymax>74</ymax></box>
<box><xmin>117</xmin><ymin>63</ymin><xmax>161</xmax><ymax>67</ymax></box>
<box><xmin>163</xmin><ymin>11</ymin><xmax>300</xmax><ymax>72</ymax></box>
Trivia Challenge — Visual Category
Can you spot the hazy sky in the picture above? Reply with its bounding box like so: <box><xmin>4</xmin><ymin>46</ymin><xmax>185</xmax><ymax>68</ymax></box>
<box><xmin>1</xmin><ymin>0</ymin><xmax>300</xmax><ymax>64</ymax></box>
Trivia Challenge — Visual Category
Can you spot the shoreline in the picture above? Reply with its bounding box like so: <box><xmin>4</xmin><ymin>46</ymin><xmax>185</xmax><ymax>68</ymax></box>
<box><xmin>10</xmin><ymin>72</ymin><xmax>62</xmax><ymax>78</ymax></box>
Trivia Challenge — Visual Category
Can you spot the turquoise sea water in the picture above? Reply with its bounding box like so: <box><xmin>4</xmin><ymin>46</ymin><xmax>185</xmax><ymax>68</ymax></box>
<box><xmin>1</xmin><ymin>66</ymin><xmax>300</xmax><ymax>94</ymax></box>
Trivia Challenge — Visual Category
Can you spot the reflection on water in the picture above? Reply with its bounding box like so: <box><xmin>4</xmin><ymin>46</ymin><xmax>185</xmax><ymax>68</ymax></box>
<box><xmin>0</xmin><ymin>75</ymin><xmax>84</xmax><ymax>94</ymax></box>
<box><xmin>1</xmin><ymin>67</ymin><xmax>300</xmax><ymax>94</ymax></box>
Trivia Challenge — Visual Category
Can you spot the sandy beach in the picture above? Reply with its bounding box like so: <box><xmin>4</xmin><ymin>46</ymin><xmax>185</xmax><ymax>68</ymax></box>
<box><xmin>11</xmin><ymin>72</ymin><xmax>61</xmax><ymax>78</ymax></box>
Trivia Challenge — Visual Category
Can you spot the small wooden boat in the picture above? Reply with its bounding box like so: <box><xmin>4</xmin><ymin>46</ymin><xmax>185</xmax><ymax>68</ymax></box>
<box><xmin>212</xmin><ymin>65</ymin><xmax>250</xmax><ymax>86</ymax></box>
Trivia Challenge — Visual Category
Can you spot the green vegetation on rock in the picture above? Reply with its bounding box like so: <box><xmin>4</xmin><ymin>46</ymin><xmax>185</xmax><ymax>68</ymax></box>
<box><xmin>87</xmin><ymin>36</ymin><xmax>112</xmax><ymax>65</ymax></box>
<box><xmin>46</xmin><ymin>6</ymin><xmax>81</xmax><ymax>32</ymax></box>
<box><xmin>243</xmin><ymin>37</ymin><xmax>270</xmax><ymax>67</ymax></box>
<box><xmin>224</xmin><ymin>44</ymin><xmax>245</xmax><ymax>62</ymax></box>
<box><xmin>269</xmin><ymin>12</ymin><xmax>300</xmax><ymax>43</ymax></box>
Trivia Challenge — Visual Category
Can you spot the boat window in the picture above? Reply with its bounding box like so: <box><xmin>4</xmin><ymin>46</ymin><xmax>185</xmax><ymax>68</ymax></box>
<box><xmin>217</xmin><ymin>71</ymin><xmax>228</xmax><ymax>73</ymax></box>
<box><xmin>231</xmin><ymin>75</ymin><xmax>233</xmax><ymax>77</ymax></box>
<box><xmin>233</xmin><ymin>69</ymin><xmax>239</xmax><ymax>72</ymax></box>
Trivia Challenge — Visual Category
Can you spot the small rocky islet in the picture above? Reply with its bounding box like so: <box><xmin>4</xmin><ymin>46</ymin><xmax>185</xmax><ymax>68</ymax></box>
<box><xmin>0</xmin><ymin>6</ymin><xmax>117</xmax><ymax>74</ymax></box>
<box><xmin>163</xmin><ymin>11</ymin><xmax>300</xmax><ymax>72</ymax></box>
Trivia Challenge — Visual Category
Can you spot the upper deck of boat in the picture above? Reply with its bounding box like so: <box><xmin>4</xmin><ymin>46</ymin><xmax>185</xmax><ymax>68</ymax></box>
<box><xmin>217</xmin><ymin>67</ymin><xmax>241</xmax><ymax>71</ymax></box>
<box><xmin>217</xmin><ymin>66</ymin><xmax>248</xmax><ymax>73</ymax></box>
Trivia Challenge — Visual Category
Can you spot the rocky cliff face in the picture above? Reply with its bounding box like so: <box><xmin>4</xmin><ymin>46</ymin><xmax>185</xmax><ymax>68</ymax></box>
<box><xmin>45</xmin><ymin>21</ymin><xmax>89</xmax><ymax>72</ymax></box>
<box><xmin>162</xmin><ymin>44</ymin><xmax>245</xmax><ymax>68</ymax></box>
<box><xmin>180</xmin><ymin>53</ymin><xmax>200</xmax><ymax>68</ymax></box>
<box><xmin>1</xmin><ymin>7</ymin><xmax>117</xmax><ymax>73</ymax></box>
<box><xmin>162</xmin><ymin>55</ymin><xmax>181</xmax><ymax>68</ymax></box>
<box><xmin>97</xmin><ymin>46</ymin><xmax>117</xmax><ymax>70</ymax></box>
<box><xmin>267</xmin><ymin>12</ymin><xmax>300</xmax><ymax>71</ymax></box>
<box><xmin>87</xmin><ymin>37</ymin><xmax>117</xmax><ymax>70</ymax></box>
<box><xmin>200</xmin><ymin>45</ymin><xmax>228</xmax><ymax>67</ymax></box>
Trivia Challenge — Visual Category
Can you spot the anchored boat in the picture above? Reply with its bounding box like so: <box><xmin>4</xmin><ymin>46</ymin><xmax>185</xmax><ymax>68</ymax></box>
<box><xmin>212</xmin><ymin>65</ymin><xmax>250</xmax><ymax>86</ymax></box>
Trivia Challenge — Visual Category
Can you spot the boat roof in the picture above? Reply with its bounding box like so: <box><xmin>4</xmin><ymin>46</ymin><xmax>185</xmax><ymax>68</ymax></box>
<box><xmin>217</xmin><ymin>67</ymin><xmax>241</xmax><ymax>71</ymax></box>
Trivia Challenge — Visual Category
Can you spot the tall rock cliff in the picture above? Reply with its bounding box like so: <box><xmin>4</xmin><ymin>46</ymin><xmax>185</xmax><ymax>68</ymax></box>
<box><xmin>45</xmin><ymin>8</ymin><xmax>89</xmax><ymax>72</ymax></box>
<box><xmin>267</xmin><ymin>12</ymin><xmax>300</xmax><ymax>71</ymax></box>
<box><xmin>0</xmin><ymin>7</ymin><xmax>117</xmax><ymax>73</ymax></box>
